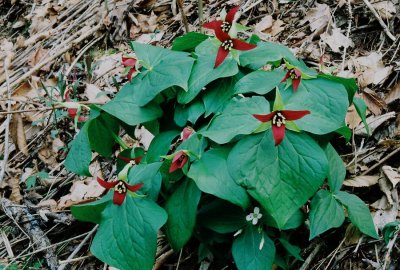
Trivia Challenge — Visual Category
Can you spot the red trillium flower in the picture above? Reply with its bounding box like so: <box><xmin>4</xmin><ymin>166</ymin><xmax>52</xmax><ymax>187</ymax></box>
<box><xmin>253</xmin><ymin>110</ymin><xmax>310</xmax><ymax>146</ymax></box>
<box><xmin>180</xmin><ymin>126</ymin><xmax>194</xmax><ymax>141</ymax></box>
<box><xmin>281</xmin><ymin>68</ymin><xmax>302</xmax><ymax>92</ymax></box>
<box><xmin>203</xmin><ymin>6</ymin><xmax>239</xmax><ymax>34</ymax></box>
<box><xmin>63</xmin><ymin>89</ymin><xmax>87</xmax><ymax>122</ymax></box>
<box><xmin>213</xmin><ymin>30</ymin><xmax>256</xmax><ymax>68</ymax></box>
<box><xmin>97</xmin><ymin>177</ymin><xmax>144</xmax><ymax>205</ymax></box>
<box><xmin>122</xmin><ymin>56</ymin><xmax>137</xmax><ymax>81</ymax></box>
<box><xmin>169</xmin><ymin>151</ymin><xmax>189</xmax><ymax>173</ymax></box>
<box><xmin>117</xmin><ymin>155</ymin><xmax>143</xmax><ymax>164</ymax></box>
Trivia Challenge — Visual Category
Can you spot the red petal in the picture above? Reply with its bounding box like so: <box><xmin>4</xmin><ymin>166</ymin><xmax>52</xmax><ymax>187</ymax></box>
<box><xmin>169</xmin><ymin>151</ymin><xmax>188</xmax><ymax>173</ymax></box>
<box><xmin>169</xmin><ymin>161</ymin><xmax>180</xmax><ymax>173</ymax></box>
<box><xmin>280</xmin><ymin>72</ymin><xmax>290</xmax><ymax>83</ymax></box>
<box><xmin>215</xmin><ymin>46</ymin><xmax>230</xmax><ymax>68</ymax></box>
<box><xmin>292</xmin><ymin>78</ymin><xmax>301</xmax><ymax>91</ymax></box>
<box><xmin>253</xmin><ymin>112</ymin><xmax>275</xmax><ymax>123</ymax></box>
<box><xmin>67</xmin><ymin>108</ymin><xmax>77</xmax><ymax>118</ymax></box>
<box><xmin>117</xmin><ymin>155</ymin><xmax>143</xmax><ymax>164</ymax></box>
<box><xmin>232</xmin><ymin>39</ymin><xmax>257</xmax><ymax>51</ymax></box>
<box><xmin>64</xmin><ymin>88</ymin><xmax>71</xmax><ymax>101</ymax></box>
<box><xmin>294</xmin><ymin>68</ymin><xmax>302</xmax><ymax>77</ymax></box>
<box><xmin>181</xmin><ymin>127</ymin><xmax>194</xmax><ymax>141</ymax></box>
<box><xmin>113</xmin><ymin>191</ymin><xmax>126</xmax><ymax>205</ymax></box>
<box><xmin>172</xmin><ymin>151</ymin><xmax>185</xmax><ymax>163</ymax></box>
<box><xmin>97</xmin><ymin>177</ymin><xmax>117</xmax><ymax>189</ymax></box>
<box><xmin>214</xmin><ymin>27</ymin><xmax>230</xmax><ymax>42</ymax></box>
<box><xmin>202</xmin><ymin>20</ymin><xmax>223</xmax><ymax>31</ymax></box>
<box><xmin>126</xmin><ymin>182</ymin><xmax>144</xmax><ymax>192</ymax></box>
<box><xmin>282</xmin><ymin>110</ymin><xmax>310</xmax><ymax>121</ymax></box>
<box><xmin>122</xmin><ymin>57</ymin><xmax>136</xmax><ymax>67</ymax></box>
<box><xmin>77</xmin><ymin>116</ymin><xmax>87</xmax><ymax>122</ymax></box>
<box><xmin>225</xmin><ymin>6</ymin><xmax>240</xmax><ymax>24</ymax></box>
<box><xmin>272</xmin><ymin>124</ymin><xmax>286</xmax><ymax>146</ymax></box>
<box><xmin>127</xmin><ymin>67</ymin><xmax>136</xmax><ymax>81</ymax></box>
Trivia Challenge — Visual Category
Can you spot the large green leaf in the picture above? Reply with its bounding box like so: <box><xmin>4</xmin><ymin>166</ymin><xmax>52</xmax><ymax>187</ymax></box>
<box><xmin>334</xmin><ymin>191</ymin><xmax>379</xmax><ymax>239</ymax></box>
<box><xmin>64</xmin><ymin>123</ymin><xmax>92</xmax><ymax>176</ymax></box>
<box><xmin>318</xmin><ymin>74</ymin><xmax>358</xmax><ymax>103</ymax></box>
<box><xmin>198</xmin><ymin>200</ymin><xmax>246</xmax><ymax>234</ymax></box>
<box><xmin>91</xmin><ymin>197</ymin><xmax>167</xmax><ymax>270</ymax></box>
<box><xmin>172</xmin><ymin>32</ymin><xmax>209</xmax><ymax>52</ymax></box>
<box><xmin>309</xmin><ymin>190</ymin><xmax>345</xmax><ymax>239</ymax></box>
<box><xmin>145</xmin><ymin>130</ymin><xmax>180</xmax><ymax>163</ymax></box>
<box><xmin>188</xmin><ymin>148</ymin><xmax>250</xmax><ymax>209</ymax></box>
<box><xmin>87</xmin><ymin>113</ymin><xmax>119</xmax><ymax>157</ymax></box>
<box><xmin>102</xmin><ymin>85</ymin><xmax>163</xmax><ymax>126</ymax></box>
<box><xmin>239</xmin><ymin>41</ymin><xmax>300</xmax><ymax>69</ymax></box>
<box><xmin>177</xmin><ymin>40</ymin><xmax>238</xmax><ymax>104</ymax></box>
<box><xmin>71</xmin><ymin>193</ymin><xmax>111</xmax><ymax>224</ymax></box>
<box><xmin>174</xmin><ymin>99</ymin><xmax>205</xmax><ymax>127</ymax></box>
<box><xmin>128</xmin><ymin>162</ymin><xmax>163</xmax><ymax>201</ymax></box>
<box><xmin>232</xmin><ymin>226</ymin><xmax>275</xmax><ymax>270</ymax></box>
<box><xmin>234</xmin><ymin>69</ymin><xmax>286</xmax><ymax>95</ymax></box>
<box><xmin>228</xmin><ymin>130</ymin><xmax>328</xmax><ymax>227</ymax></box>
<box><xmin>201</xmin><ymin>96</ymin><xmax>270</xmax><ymax>144</ymax></box>
<box><xmin>324</xmin><ymin>143</ymin><xmax>345</xmax><ymax>192</ymax></box>
<box><xmin>283</xmin><ymin>77</ymin><xmax>349</xmax><ymax>135</ymax></box>
<box><xmin>129</xmin><ymin>42</ymin><xmax>194</xmax><ymax>106</ymax></box>
<box><xmin>164</xmin><ymin>179</ymin><xmax>201</xmax><ymax>250</ymax></box>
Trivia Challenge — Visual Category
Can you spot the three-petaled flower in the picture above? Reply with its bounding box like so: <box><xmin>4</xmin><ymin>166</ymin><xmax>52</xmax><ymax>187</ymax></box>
<box><xmin>281</xmin><ymin>68</ymin><xmax>302</xmax><ymax>92</ymax></box>
<box><xmin>254</xmin><ymin>110</ymin><xmax>310</xmax><ymax>146</ymax></box>
<box><xmin>202</xmin><ymin>6</ymin><xmax>240</xmax><ymax>35</ymax></box>
<box><xmin>61</xmin><ymin>88</ymin><xmax>89</xmax><ymax>126</ymax></box>
<box><xmin>169</xmin><ymin>150</ymin><xmax>189</xmax><ymax>173</ymax></box>
<box><xmin>246</xmin><ymin>207</ymin><xmax>263</xmax><ymax>225</ymax></box>
<box><xmin>97</xmin><ymin>177</ymin><xmax>143</xmax><ymax>205</ymax></box>
<box><xmin>122</xmin><ymin>56</ymin><xmax>137</xmax><ymax>81</ymax></box>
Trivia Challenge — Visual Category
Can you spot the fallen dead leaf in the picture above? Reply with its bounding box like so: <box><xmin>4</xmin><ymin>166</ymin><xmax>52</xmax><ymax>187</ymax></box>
<box><xmin>28</xmin><ymin>46</ymin><xmax>52</xmax><ymax>71</ymax></box>
<box><xmin>85</xmin><ymin>84</ymin><xmax>110</xmax><ymax>104</ymax></box>
<box><xmin>8</xmin><ymin>177</ymin><xmax>23</xmax><ymax>203</ymax></box>
<box><xmin>255</xmin><ymin>15</ymin><xmax>273</xmax><ymax>33</ymax></box>
<box><xmin>352</xmin><ymin>52</ymin><xmax>392</xmax><ymax>87</ymax></box>
<box><xmin>136</xmin><ymin>12</ymin><xmax>158</xmax><ymax>33</ymax></box>
<box><xmin>135</xmin><ymin>32</ymin><xmax>164</xmax><ymax>44</ymax></box>
<box><xmin>346</xmin><ymin>104</ymin><xmax>362</xmax><ymax>129</ymax></box>
<box><xmin>10</xmin><ymin>113</ymin><xmax>28</xmax><ymax>156</ymax></box>
<box><xmin>320</xmin><ymin>25</ymin><xmax>354</xmax><ymax>53</ymax></box>
<box><xmin>372</xmin><ymin>0</ymin><xmax>396</xmax><ymax>19</ymax></box>
<box><xmin>385</xmin><ymin>81</ymin><xmax>400</xmax><ymax>104</ymax></box>
<box><xmin>57</xmin><ymin>179</ymin><xmax>106</xmax><ymax>209</ymax></box>
<box><xmin>382</xmin><ymin>166</ymin><xmax>400</xmax><ymax>188</ymax></box>
<box><xmin>371</xmin><ymin>192</ymin><xmax>398</xmax><ymax>230</ymax></box>
<box><xmin>362</xmin><ymin>88</ymin><xmax>387</xmax><ymax>116</ymax></box>
<box><xmin>300</xmin><ymin>3</ymin><xmax>332</xmax><ymax>34</ymax></box>
<box><xmin>355</xmin><ymin>111</ymin><xmax>396</xmax><ymax>136</ymax></box>
<box><xmin>343</xmin><ymin>175</ymin><xmax>380</xmax><ymax>187</ymax></box>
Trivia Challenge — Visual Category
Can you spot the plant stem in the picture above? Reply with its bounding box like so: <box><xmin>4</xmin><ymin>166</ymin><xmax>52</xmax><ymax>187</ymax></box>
<box><xmin>198</xmin><ymin>0</ymin><xmax>204</xmax><ymax>33</ymax></box>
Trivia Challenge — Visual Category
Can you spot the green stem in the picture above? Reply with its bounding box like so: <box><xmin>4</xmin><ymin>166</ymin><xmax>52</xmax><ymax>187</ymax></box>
<box><xmin>110</xmin><ymin>131</ymin><xmax>129</xmax><ymax>150</ymax></box>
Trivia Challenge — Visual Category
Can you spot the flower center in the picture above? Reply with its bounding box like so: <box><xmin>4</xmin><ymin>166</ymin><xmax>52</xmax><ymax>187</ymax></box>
<box><xmin>221</xmin><ymin>39</ymin><xmax>234</xmax><ymax>51</ymax></box>
<box><xmin>221</xmin><ymin>21</ymin><xmax>231</xmax><ymax>32</ymax></box>
<box><xmin>115</xmin><ymin>181</ymin><xmax>127</xmax><ymax>194</ymax></box>
<box><xmin>290</xmin><ymin>69</ymin><xmax>300</xmax><ymax>79</ymax></box>
<box><xmin>272</xmin><ymin>112</ymin><xmax>286</xmax><ymax>127</ymax></box>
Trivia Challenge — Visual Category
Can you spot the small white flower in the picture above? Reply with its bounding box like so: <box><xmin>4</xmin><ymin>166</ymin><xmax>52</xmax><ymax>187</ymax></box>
<box><xmin>246</xmin><ymin>207</ymin><xmax>263</xmax><ymax>225</ymax></box>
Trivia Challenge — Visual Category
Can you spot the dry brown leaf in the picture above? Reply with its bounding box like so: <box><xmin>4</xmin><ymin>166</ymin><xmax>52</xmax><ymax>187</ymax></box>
<box><xmin>371</xmin><ymin>192</ymin><xmax>398</xmax><ymax>230</ymax></box>
<box><xmin>372</xmin><ymin>1</ymin><xmax>396</xmax><ymax>19</ymax></box>
<box><xmin>355</xmin><ymin>111</ymin><xmax>396</xmax><ymax>136</ymax></box>
<box><xmin>135</xmin><ymin>32</ymin><xmax>164</xmax><ymax>44</ymax></box>
<box><xmin>38</xmin><ymin>144</ymin><xmax>58</xmax><ymax>168</ymax></box>
<box><xmin>352</xmin><ymin>52</ymin><xmax>392</xmax><ymax>87</ymax></box>
<box><xmin>58</xmin><ymin>179</ymin><xmax>106</xmax><ymax>209</ymax></box>
<box><xmin>137</xmin><ymin>12</ymin><xmax>158</xmax><ymax>33</ymax></box>
<box><xmin>28</xmin><ymin>46</ymin><xmax>52</xmax><ymax>71</ymax></box>
<box><xmin>362</xmin><ymin>88</ymin><xmax>386</xmax><ymax>116</ymax></box>
<box><xmin>385</xmin><ymin>81</ymin><xmax>400</xmax><ymax>104</ymax></box>
<box><xmin>300</xmin><ymin>3</ymin><xmax>332</xmax><ymax>34</ymax></box>
<box><xmin>345</xmin><ymin>104</ymin><xmax>362</xmax><ymax>129</ymax></box>
<box><xmin>382</xmin><ymin>166</ymin><xmax>400</xmax><ymax>188</ymax></box>
<box><xmin>85</xmin><ymin>84</ymin><xmax>110</xmax><ymax>104</ymax></box>
<box><xmin>343</xmin><ymin>175</ymin><xmax>379</xmax><ymax>187</ymax></box>
<box><xmin>320</xmin><ymin>26</ymin><xmax>354</xmax><ymax>53</ymax></box>
<box><xmin>255</xmin><ymin>15</ymin><xmax>273</xmax><ymax>33</ymax></box>
<box><xmin>8</xmin><ymin>177</ymin><xmax>22</xmax><ymax>203</ymax></box>
<box><xmin>135</xmin><ymin>126</ymin><xmax>154</xmax><ymax>150</ymax></box>
<box><xmin>10</xmin><ymin>113</ymin><xmax>28</xmax><ymax>156</ymax></box>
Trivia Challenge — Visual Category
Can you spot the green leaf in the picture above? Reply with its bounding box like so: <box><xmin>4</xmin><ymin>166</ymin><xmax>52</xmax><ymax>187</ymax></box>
<box><xmin>239</xmin><ymin>41</ymin><xmax>300</xmax><ymax>70</ymax></box>
<box><xmin>336</xmin><ymin>126</ymin><xmax>352</xmax><ymax>142</ymax></box>
<box><xmin>232</xmin><ymin>226</ymin><xmax>275</xmax><ymax>270</ymax></box>
<box><xmin>176</xmin><ymin>133</ymin><xmax>208</xmax><ymax>159</ymax></box>
<box><xmin>129</xmin><ymin>42</ymin><xmax>195</xmax><ymax>106</ymax></box>
<box><xmin>174</xmin><ymin>99</ymin><xmax>205</xmax><ymax>127</ymax></box>
<box><xmin>201</xmin><ymin>96</ymin><xmax>270</xmax><ymax>144</ymax></box>
<box><xmin>145</xmin><ymin>130</ymin><xmax>180</xmax><ymax>163</ymax></box>
<box><xmin>164</xmin><ymin>179</ymin><xmax>201</xmax><ymax>250</ymax></box>
<box><xmin>71</xmin><ymin>194</ymin><xmax>112</xmax><ymax>224</ymax></box>
<box><xmin>64</xmin><ymin>123</ymin><xmax>92</xmax><ymax>176</ymax></box>
<box><xmin>188</xmin><ymin>147</ymin><xmax>251</xmax><ymax>209</ymax></box>
<box><xmin>228</xmin><ymin>130</ymin><xmax>328</xmax><ymax>227</ymax></box>
<box><xmin>26</xmin><ymin>176</ymin><xmax>37</xmax><ymax>189</ymax></box>
<box><xmin>263</xmin><ymin>209</ymin><xmax>304</xmax><ymax>230</ymax></box>
<box><xmin>234</xmin><ymin>69</ymin><xmax>286</xmax><ymax>95</ymax></box>
<box><xmin>309</xmin><ymin>190</ymin><xmax>345</xmax><ymax>239</ymax></box>
<box><xmin>128</xmin><ymin>162</ymin><xmax>163</xmax><ymax>201</ymax></box>
<box><xmin>324</xmin><ymin>143</ymin><xmax>345</xmax><ymax>192</ymax></box>
<box><xmin>198</xmin><ymin>200</ymin><xmax>246</xmax><ymax>234</ymax></box>
<box><xmin>102</xmin><ymin>85</ymin><xmax>163</xmax><ymax>126</ymax></box>
<box><xmin>202</xmin><ymin>75</ymin><xmax>240</xmax><ymax>117</ymax></box>
<box><xmin>283</xmin><ymin>77</ymin><xmax>349</xmax><ymax>135</ymax></box>
<box><xmin>334</xmin><ymin>191</ymin><xmax>379</xmax><ymax>239</ymax></box>
<box><xmin>172</xmin><ymin>32</ymin><xmax>209</xmax><ymax>51</ymax></box>
<box><xmin>319</xmin><ymin>74</ymin><xmax>358</xmax><ymax>103</ymax></box>
<box><xmin>91</xmin><ymin>197</ymin><xmax>167</xmax><ymax>270</ymax></box>
<box><xmin>177</xmin><ymin>40</ymin><xmax>238</xmax><ymax>104</ymax></box>
<box><xmin>382</xmin><ymin>221</ymin><xmax>400</xmax><ymax>244</ymax></box>
<box><xmin>88</xmin><ymin>113</ymin><xmax>119</xmax><ymax>157</ymax></box>
<box><xmin>353</xmin><ymin>97</ymin><xmax>370</xmax><ymax>135</ymax></box>
<box><xmin>278</xmin><ymin>238</ymin><xmax>303</xmax><ymax>261</ymax></box>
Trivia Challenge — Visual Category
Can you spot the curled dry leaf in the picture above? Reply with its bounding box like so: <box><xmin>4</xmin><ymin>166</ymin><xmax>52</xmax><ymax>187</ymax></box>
<box><xmin>10</xmin><ymin>113</ymin><xmax>29</xmax><ymax>156</ymax></box>
<box><xmin>29</xmin><ymin>46</ymin><xmax>52</xmax><ymax>71</ymax></box>
<box><xmin>361</xmin><ymin>88</ymin><xmax>387</xmax><ymax>116</ymax></box>
<box><xmin>85</xmin><ymin>84</ymin><xmax>110</xmax><ymax>104</ymax></box>
<box><xmin>320</xmin><ymin>26</ymin><xmax>354</xmax><ymax>53</ymax></box>
<box><xmin>371</xmin><ymin>192</ymin><xmax>398</xmax><ymax>230</ymax></box>
<box><xmin>372</xmin><ymin>1</ymin><xmax>396</xmax><ymax>20</ymax></box>
<box><xmin>300</xmin><ymin>3</ymin><xmax>332</xmax><ymax>34</ymax></box>
<box><xmin>381</xmin><ymin>166</ymin><xmax>400</xmax><ymax>188</ymax></box>
<box><xmin>58</xmin><ymin>179</ymin><xmax>106</xmax><ymax>209</ymax></box>
<box><xmin>352</xmin><ymin>52</ymin><xmax>392</xmax><ymax>87</ymax></box>
<box><xmin>355</xmin><ymin>111</ymin><xmax>396</xmax><ymax>136</ymax></box>
<box><xmin>8</xmin><ymin>177</ymin><xmax>23</xmax><ymax>203</ymax></box>
<box><xmin>385</xmin><ymin>81</ymin><xmax>400</xmax><ymax>104</ymax></box>
<box><xmin>343</xmin><ymin>175</ymin><xmax>380</xmax><ymax>187</ymax></box>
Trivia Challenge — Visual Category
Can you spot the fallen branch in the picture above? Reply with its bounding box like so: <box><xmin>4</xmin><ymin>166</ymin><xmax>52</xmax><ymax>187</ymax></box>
<box><xmin>362</xmin><ymin>0</ymin><xmax>396</xmax><ymax>41</ymax></box>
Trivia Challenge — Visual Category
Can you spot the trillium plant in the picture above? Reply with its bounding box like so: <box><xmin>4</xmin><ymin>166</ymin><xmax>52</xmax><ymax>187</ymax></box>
<box><xmin>65</xmin><ymin>6</ymin><xmax>378</xmax><ymax>270</ymax></box>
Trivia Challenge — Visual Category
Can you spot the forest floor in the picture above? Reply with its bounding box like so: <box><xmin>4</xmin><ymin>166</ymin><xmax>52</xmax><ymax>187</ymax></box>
<box><xmin>0</xmin><ymin>0</ymin><xmax>399</xmax><ymax>269</ymax></box>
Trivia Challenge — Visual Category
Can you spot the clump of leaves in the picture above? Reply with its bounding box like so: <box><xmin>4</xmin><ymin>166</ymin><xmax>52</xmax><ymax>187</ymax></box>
<box><xmin>65</xmin><ymin>7</ymin><xmax>377</xmax><ymax>270</ymax></box>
